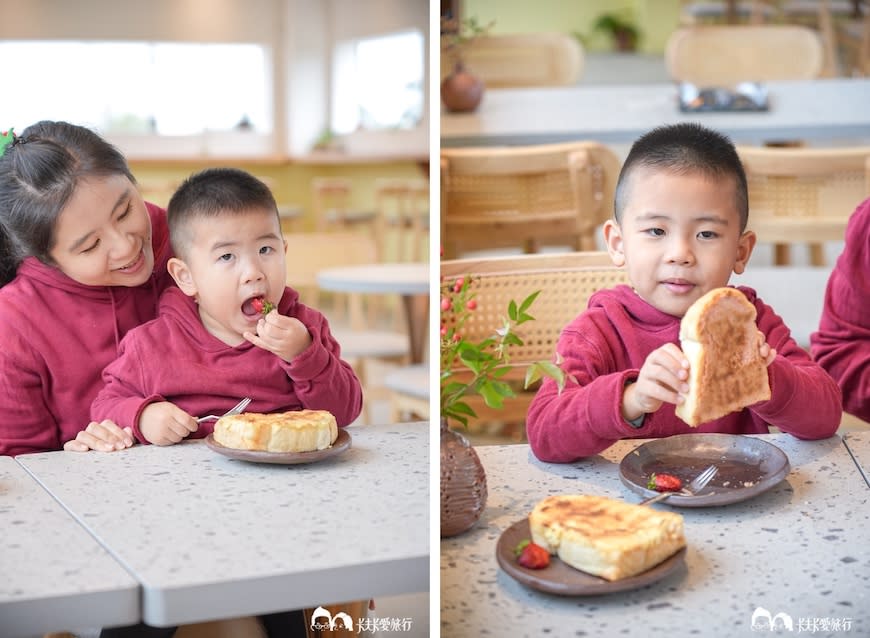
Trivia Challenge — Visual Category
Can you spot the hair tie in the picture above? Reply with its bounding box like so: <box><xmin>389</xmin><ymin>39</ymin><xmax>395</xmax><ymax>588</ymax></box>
<box><xmin>0</xmin><ymin>129</ymin><xmax>15</xmax><ymax>157</ymax></box>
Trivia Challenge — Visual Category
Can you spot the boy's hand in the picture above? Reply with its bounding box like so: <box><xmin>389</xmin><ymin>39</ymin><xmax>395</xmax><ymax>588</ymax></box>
<box><xmin>758</xmin><ymin>331</ymin><xmax>777</xmax><ymax>367</ymax></box>
<box><xmin>623</xmin><ymin>343</ymin><xmax>690</xmax><ymax>422</ymax></box>
<box><xmin>243</xmin><ymin>310</ymin><xmax>312</xmax><ymax>362</ymax></box>
<box><xmin>64</xmin><ymin>420</ymin><xmax>135</xmax><ymax>452</ymax></box>
<box><xmin>139</xmin><ymin>401</ymin><xmax>198</xmax><ymax>446</ymax></box>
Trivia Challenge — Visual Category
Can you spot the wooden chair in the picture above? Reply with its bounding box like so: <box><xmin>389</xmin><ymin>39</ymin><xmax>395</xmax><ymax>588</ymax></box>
<box><xmin>738</xmin><ymin>145</ymin><xmax>870</xmax><ymax>265</ymax></box>
<box><xmin>836</xmin><ymin>5</ymin><xmax>870</xmax><ymax>75</ymax></box>
<box><xmin>665</xmin><ymin>24</ymin><xmax>825</xmax><ymax>85</ymax></box>
<box><xmin>283</xmin><ymin>232</ymin><xmax>409</xmax><ymax>424</ymax></box>
<box><xmin>384</xmin><ymin>363</ymin><xmax>429</xmax><ymax>422</ymax></box>
<box><xmin>311</xmin><ymin>177</ymin><xmax>377</xmax><ymax>233</ymax></box>
<box><xmin>460</xmin><ymin>32</ymin><xmax>584</xmax><ymax>88</ymax></box>
<box><xmin>440</xmin><ymin>142</ymin><xmax>621</xmax><ymax>259</ymax></box>
<box><xmin>440</xmin><ymin>251</ymin><xmax>628</xmax><ymax>440</ymax></box>
<box><xmin>374</xmin><ymin>177</ymin><xmax>429</xmax><ymax>263</ymax></box>
<box><xmin>777</xmin><ymin>1</ymin><xmax>867</xmax><ymax>76</ymax></box>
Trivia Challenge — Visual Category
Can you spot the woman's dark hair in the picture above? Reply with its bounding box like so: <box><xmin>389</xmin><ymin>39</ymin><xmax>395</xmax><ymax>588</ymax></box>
<box><xmin>167</xmin><ymin>167</ymin><xmax>278</xmax><ymax>258</ymax></box>
<box><xmin>614</xmin><ymin>123</ymin><xmax>749</xmax><ymax>231</ymax></box>
<box><xmin>0</xmin><ymin>121</ymin><xmax>135</xmax><ymax>286</ymax></box>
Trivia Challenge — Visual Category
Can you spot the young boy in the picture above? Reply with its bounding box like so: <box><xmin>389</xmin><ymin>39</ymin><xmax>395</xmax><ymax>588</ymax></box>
<box><xmin>91</xmin><ymin>168</ymin><xmax>362</xmax><ymax>445</ymax></box>
<box><xmin>527</xmin><ymin>123</ymin><xmax>842</xmax><ymax>463</ymax></box>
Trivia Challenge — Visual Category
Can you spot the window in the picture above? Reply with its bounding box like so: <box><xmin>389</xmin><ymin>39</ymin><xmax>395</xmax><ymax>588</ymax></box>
<box><xmin>331</xmin><ymin>30</ymin><xmax>425</xmax><ymax>135</ymax></box>
<box><xmin>0</xmin><ymin>41</ymin><xmax>270</xmax><ymax>136</ymax></box>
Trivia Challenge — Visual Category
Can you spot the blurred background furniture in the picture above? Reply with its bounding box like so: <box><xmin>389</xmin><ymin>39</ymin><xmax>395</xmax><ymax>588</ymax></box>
<box><xmin>383</xmin><ymin>363</ymin><xmax>429</xmax><ymax>422</ymax></box>
<box><xmin>440</xmin><ymin>251</ymin><xmax>627</xmax><ymax>441</ymax></box>
<box><xmin>440</xmin><ymin>141</ymin><xmax>621</xmax><ymax>259</ymax></box>
<box><xmin>679</xmin><ymin>0</ymin><xmax>776</xmax><ymax>25</ymax></box>
<box><xmin>738</xmin><ymin>144</ymin><xmax>870</xmax><ymax>265</ymax></box>
<box><xmin>311</xmin><ymin>177</ymin><xmax>377</xmax><ymax>233</ymax></box>
<box><xmin>374</xmin><ymin>177</ymin><xmax>429</xmax><ymax>263</ymax></box>
<box><xmin>284</xmin><ymin>232</ymin><xmax>409</xmax><ymax>425</ymax></box>
<box><xmin>665</xmin><ymin>24</ymin><xmax>825</xmax><ymax>85</ymax></box>
<box><xmin>460</xmin><ymin>32</ymin><xmax>584</xmax><ymax>87</ymax></box>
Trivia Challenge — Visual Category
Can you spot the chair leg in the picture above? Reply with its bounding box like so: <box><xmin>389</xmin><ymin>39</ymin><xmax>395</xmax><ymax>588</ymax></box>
<box><xmin>773</xmin><ymin>243</ymin><xmax>792</xmax><ymax>266</ymax></box>
<box><xmin>809</xmin><ymin>243</ymin><xmax>826</xmax><ymax>267</ymax></box>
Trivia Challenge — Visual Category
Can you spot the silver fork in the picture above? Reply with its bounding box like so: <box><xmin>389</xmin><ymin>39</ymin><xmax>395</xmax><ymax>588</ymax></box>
<box><xmin>640</xmin><ymin>464</ymin><xmax>719</xmax><ymax>506</ymax></box>
<box><xmin>196</xmin><ymin>397</ymin><xmax>252</xmax><ymax>423</ymax></box>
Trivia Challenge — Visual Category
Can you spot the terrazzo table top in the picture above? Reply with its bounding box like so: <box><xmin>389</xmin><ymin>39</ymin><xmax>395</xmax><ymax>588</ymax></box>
<box><xmin>16</xmin><ymin>421</ymin><xmax>429</xmax><ymax>627</ymax></box>
<box><xmin>0</xmin><ymin>456</ymin><xmax>139</xmax><ymax>636</ymax></box>
<box><xmin>844</xmin><ymin>431</ymin><xmax>870</xmax><ymax>488</ymax></box>
<box><xmin>441</xmin><ymin>434</ymin><xmax>869</xmax><ymax>638</ymax></box>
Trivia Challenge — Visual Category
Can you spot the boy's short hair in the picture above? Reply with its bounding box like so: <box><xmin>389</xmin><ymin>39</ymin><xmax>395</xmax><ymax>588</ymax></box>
<box><xmin>614</xmin><ymin>123</ymin><xmax>749</xmax><ymax>231</ymax></box>
<box><xmin>167</xmin><ymin>168</ymin><xmax>278</xmax><ymax>257</ymax></box>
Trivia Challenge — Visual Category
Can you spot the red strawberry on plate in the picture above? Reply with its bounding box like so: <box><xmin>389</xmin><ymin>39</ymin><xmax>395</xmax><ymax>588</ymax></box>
<box><xmin>514</xmin><ymin>539</ymin><xmax>550</xmax><ymax>569</ymax></box>
<box><xmin>647</xmin><ymin>473</ymin><xmax>682</xmax><ymax>492</ymax></box>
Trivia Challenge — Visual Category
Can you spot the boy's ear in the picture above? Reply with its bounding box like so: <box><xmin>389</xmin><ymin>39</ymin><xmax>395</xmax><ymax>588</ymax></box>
<box><xmin>603</xmin><ymin>220</ymin><xmax>626</xmax><ymax>267</ymax></box>
<box><xmin>167</xmin><ymin>257</ymin><xmax>198</xmax><ymax>297</ymax></box>
<box><xmin>733</xmin><ymin>230</ymin><xmax>757</xmax><ymax>275</ymax></box>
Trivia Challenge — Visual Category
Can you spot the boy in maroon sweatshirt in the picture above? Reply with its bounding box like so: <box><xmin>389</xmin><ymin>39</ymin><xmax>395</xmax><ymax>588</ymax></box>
<box><xmin>92</xmin><ymin>168</ymin><xmax>362</xmax><ymax>445</ymax></box>
<box><xmin>811</xmin><ymin>196</ymin><xmax>870</xmax><ymax>422</ymax></box>
<box><xmin>527</xmin><ymin>123</ymin><xmax>841</xmax><ymax>462</ymax></box>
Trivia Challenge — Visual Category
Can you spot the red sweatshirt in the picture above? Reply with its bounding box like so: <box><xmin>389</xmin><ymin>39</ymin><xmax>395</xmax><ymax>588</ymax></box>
<box><xmin>91</xmin><ymin>286</ymin><xmax>363</xmax><ymax>442</ymax></box>
<box><xmin>0</xmin><ymin>204</ymin><xmax>173</xmax><ymax>456</ymax></box>
<box><xmin>527</xmin><ymin>284</ymin><xmax>842</xmax><ymax>462</ymax></box>
<box><xmin>811</xmin><ymin>197</ymin><xmax>870</xmax><ymax>422</ymax></box>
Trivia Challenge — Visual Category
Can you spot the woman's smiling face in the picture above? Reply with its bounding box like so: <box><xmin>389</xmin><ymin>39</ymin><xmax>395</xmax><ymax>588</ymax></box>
<box><xmin>49</xmin><ymin>174</ymin><xmax>154</xmax><ymax>287</ymax></box>
<box><xmin>605</xmin><ymin>166</ymin><xmax>756</xmax><ymax>317</ymax></box>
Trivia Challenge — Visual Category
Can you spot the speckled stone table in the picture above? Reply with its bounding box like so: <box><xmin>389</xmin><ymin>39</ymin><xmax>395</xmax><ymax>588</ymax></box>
<box><xmin>844</xmin><ymin>431</ymin><xmax>870</xmax><ymax>488</ymax></box>
<box><xmin>16</xmin><ymin>421</ymin><xmax>429</xmax><ymax>627</ymax></box>
<box><xmin>0</xmin><ymin>456</ymin><xmax>139</xmax><ymax>636</ymax></box>
<box><xmin>441</xmin><ymin>434</ymin><xmax>870</xmax><ymax>638</ymax></box>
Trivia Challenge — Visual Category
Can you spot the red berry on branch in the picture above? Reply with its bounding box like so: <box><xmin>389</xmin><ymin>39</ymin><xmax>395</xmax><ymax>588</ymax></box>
<box><xmin>453</xmin><ymin>277</ymin><xmax>464</xmax><ymax>292</ymax></box>
<box><xmin>466</xmin><ymin>300</ymin><xmax>477</xmax><ymax>310</ymax></box>
<box><xmin>440</xmin><ymin>297</ymin><xmax>451</xmax><ymax>311</ymax></box>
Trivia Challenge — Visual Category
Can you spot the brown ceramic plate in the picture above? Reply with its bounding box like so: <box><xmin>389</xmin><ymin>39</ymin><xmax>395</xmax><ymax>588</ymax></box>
<box><xmin>619</xmin><ymin>433</ymin><xmax>790</xmax><ymax>507</ymax></box>
<box><xmin>204</xmin><ymin>429</ymin><xmax>351</xmax><ymax>465</ymax></box>
<box><xmin>496</xmin><ymin>519</ymin><xmax>686</xmax><ymax>596</ymax></box>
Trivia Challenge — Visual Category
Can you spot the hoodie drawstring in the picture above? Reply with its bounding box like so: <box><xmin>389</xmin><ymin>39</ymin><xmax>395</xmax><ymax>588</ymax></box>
<box><xmin>108</xmin><ymin>286</ymin><xmax>122</xmax><ymax>352</ymax></box>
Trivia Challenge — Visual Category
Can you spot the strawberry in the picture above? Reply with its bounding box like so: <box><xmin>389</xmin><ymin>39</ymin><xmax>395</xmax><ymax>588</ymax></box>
<box><xmin>514</xmin><ymin>539</ymin><xmax>550</xmax><ymax>569</ymax></box>
<box><xmin>647</xmin><ymin>472</ymin><xmax>682</xmax><ymax>492</ymax></box>
<box><xmin>251</xmin><ymin>297</ymin><xmax>274</xmax><ymax>315</ymax></box>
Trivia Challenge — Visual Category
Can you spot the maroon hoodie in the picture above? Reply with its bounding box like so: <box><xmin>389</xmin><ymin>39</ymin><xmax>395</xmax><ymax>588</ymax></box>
<box><xmin>91</xmin><ymin>286</ymin><xmax>363</xmax><ymax>442</ymax></box>
<box><xmin>527</xmin><ymin>284</ymin><xmax>842</xmax><ymax>463</ymax></box>
<box><xmin>0</xmin><ymin>203</ymin><xmax>173</xmax><ymax>456</ymax></box>
<box><xmin>811</xmin><ymin>197</ymin><xmax>870</xmax><ymax>422</ymax></box>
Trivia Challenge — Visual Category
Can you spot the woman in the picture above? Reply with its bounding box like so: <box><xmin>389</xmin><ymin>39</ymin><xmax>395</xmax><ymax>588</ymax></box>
<box><xmin>0</xmin><ymin>121</ymin><xmax>174</xmax><ymax>455</ymax></box>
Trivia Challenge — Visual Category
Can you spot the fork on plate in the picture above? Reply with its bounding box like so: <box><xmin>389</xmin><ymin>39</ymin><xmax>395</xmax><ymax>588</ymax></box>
<box><xmin>640</xmin><ymin>464</ymin><xmax>719</xmax><ymax>506</ymax></box>
<box><xmin>196</xmin><ymin>397</ymin><xmax>252</xmax><ymax>423</ymax></box>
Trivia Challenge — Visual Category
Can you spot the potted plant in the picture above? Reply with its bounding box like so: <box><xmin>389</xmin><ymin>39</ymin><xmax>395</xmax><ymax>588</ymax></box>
<box><xmin>440</xmin><ymin>16</ymin><xmax>494</xmax><ymax>113</ymax></box>
<box><xmin>591</xmin><ymin>10</ymin><xmax>640</xmax><ymax>52</ymax></box>
<box><xmin>439</xmin><ymin>273</ymin><xmax>570</xmax><ymax>537</ymax></box>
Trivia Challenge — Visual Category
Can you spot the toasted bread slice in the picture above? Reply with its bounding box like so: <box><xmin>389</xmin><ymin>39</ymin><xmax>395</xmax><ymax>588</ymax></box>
<box><xmin>676</xmin><ymin>287</ymin><xmax>771</xmax><ymax>427</ymax></box>
<box><xmin>214</xmin><ymin>409</ymin><xmax>337</xmax><ymax>452</ymax></box>
<box><xmin>529</xmin><ymin>495</ymin><xmax>686</xmax><ymax>581</ymax></box>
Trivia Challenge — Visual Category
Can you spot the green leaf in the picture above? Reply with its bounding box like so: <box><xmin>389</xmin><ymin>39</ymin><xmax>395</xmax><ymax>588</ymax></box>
<box><xmin>508</xmin><ymin>299</ymin><xmax>518</xmax><ymax>321</ymax></box>
<box><xmin>518</xmin><ymin>290</ymin><xmax>541</xmax><ymax>314</ymax></box>
<box><xmin>478</xmin><ymin>382</ymin><xmax>506</xmax><ymax>409</ymax></box>
<box><xmin>450</xmin><ymin>401</ymin><xmax>477</xmax><ymax>417</ymax></box>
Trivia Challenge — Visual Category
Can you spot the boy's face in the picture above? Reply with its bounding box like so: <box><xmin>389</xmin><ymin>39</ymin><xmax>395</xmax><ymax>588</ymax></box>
<box><xmin>604</xmin><ymin>167</ymin><xmax>755</xmax><ymax>317</ymax></box>
<box><xmin>168</xmin><ymin>207</ymin><xmax>286</xmax><ymax>345</ymax></box>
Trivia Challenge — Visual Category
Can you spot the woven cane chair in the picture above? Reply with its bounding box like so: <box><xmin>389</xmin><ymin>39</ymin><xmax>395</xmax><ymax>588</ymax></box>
<box><xmin>665</xmin><ymin>24</ymin><xmax>825</xmax><ymax>85</ymax></box>
<box><xmin>440</xmin><ymin>142</ymin><xmax>621</xmax><ymax>259</ymax></box>
<box><xmin>738</xmin><ymin>145</ymin><xmax>870</xmax><ymax>265</ymax></box>
<box><xmin>459</xmin><ymin>32</ymin><xmax>584</xmax><ymax>88</ymax></box>
<box><xmin>440</xmin><ymin>251</ymin><xmax>628</xmax><ymax>440</ymax></box>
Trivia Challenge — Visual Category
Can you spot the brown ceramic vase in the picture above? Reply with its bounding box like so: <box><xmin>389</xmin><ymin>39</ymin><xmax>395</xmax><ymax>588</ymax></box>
<box><xmin>440</xmin><ymin>62</ymin><xmax>484</xmax><ymax>113</ymax></box>
<box><xmin>440</xmin><ymin>417</ymin><xmax>488</xmax><ymax>537</ymax></box>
